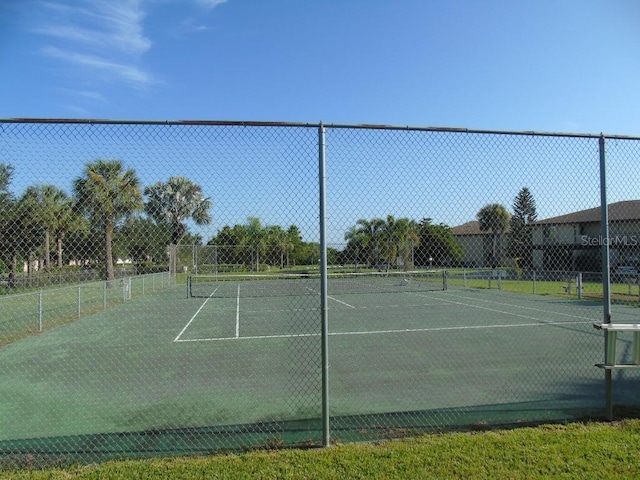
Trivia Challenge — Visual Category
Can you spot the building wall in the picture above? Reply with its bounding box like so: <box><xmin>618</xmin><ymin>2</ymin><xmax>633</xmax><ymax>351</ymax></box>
<box><xmin>455</xmin><ymin>235</ymin><xmax>483</xmax><ymax>267</ymax></box>
<box><xmin>455</xmin><ymin>234</ymin><xmax>511</xmax><ymax>268</ymax></box>
<box><xmin>531</xmin><ymin>221</ymin><xmax>640</xmax><ymax>271</ymax></box>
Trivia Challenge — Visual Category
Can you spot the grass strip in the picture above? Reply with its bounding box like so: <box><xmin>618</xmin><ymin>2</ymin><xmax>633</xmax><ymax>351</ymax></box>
<box><xmin>2</xmin><ymin>420</ymin><xmax>640</xmax><ymax>479</ymax></box>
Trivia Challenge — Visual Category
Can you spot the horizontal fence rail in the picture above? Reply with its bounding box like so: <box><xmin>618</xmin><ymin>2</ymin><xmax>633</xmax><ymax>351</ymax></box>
<box><xmin>0</xmin><ymin>118</ymin><xmax>639</xmax><ymax>465</ymax></box>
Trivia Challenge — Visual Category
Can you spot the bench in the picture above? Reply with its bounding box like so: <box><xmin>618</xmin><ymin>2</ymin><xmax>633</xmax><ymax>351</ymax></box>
<box><xmin>593</xmin><ymin>322</ymin><xmax>640</xmax><ymax>369</ymax></box>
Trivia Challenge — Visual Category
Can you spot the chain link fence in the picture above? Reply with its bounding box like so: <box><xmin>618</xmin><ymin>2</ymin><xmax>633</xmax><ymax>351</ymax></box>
<box><xmin>0</xmin><ymin>119</ymin><xmax>639</xmax><ymax>465</ymax></box>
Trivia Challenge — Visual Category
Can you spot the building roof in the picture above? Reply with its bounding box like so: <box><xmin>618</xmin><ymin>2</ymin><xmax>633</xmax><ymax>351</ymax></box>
<box><xmin>534</xmin><ymin>200</ymin><xmax>640</xmax><ymax>225</ymax></box>
<box><xmin>450</xmin><ymin>220</ymin><xmax>509</xmax><ymax>236</ymax></box>
<box><xmin>450</xmin><ymin>221</ymin><xmax>483</xmax><ymax>235</ymax></box>
<box><xmin>451</xmin><ymin>200</ymin><xmax>640</xmax><ymax>235</ymax></box>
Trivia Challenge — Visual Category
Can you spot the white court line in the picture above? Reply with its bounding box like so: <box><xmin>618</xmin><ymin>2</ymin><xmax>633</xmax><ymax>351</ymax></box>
<box><xmin>236</xmin><ymin>285</ymin><xmax>240</xmax><ymax>338</ymax></box>
<box><xmin>302</xmin><ymin>284</ymin><xmax>355</xmax><ymax>308</ymax></box>
<box><xmin>328</xmin><ymin>295</ymin><xmax>355</xmax><ymax>308</ymax></box>
<box><xmin>434</xmin><ymin>290</ymin><xmax>593</xmax><ymax>322</ymax></box>
<box><xmin>173</xmin><ymin>287</ymin><xmax>218</xmax><ymax>342</ymax></box>
<box><xmin>410</xmin><ymin>291</ymin><xmax>591</xmax><ymax>324</ymax></box>
<box><xmin>174</xmin><ymin>319</ymin><xmax>588</xmax><ymax>342</ymax></box>
<box><xmin>175</xmin><ymin>286</ymin><xmax>593</xmax><ymax>343</ymax></box>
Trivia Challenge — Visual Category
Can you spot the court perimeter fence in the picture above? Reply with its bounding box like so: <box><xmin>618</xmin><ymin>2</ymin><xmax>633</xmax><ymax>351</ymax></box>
<box><xmin>1</xmin><ymin>118</ymin><xmax>640</xmax><ymax>464</ymax></box>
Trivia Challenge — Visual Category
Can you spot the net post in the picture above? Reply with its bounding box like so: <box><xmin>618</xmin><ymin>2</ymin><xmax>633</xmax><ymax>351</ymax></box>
<box><xmin>187</xmin><ymin>275</ymin><xmax>191</xmax><ymax>298</ymax></box>
<box><xmin>318</xmin><ymin>122</ymin><xmax>330</xmax><ymax>447</ymax></box>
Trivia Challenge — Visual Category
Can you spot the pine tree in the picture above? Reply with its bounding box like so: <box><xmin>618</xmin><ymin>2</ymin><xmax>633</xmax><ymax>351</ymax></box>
<box><xmin>509</xmin><ymin>187</ymin><xmax>538</xmax><ymax>270</ymax></box>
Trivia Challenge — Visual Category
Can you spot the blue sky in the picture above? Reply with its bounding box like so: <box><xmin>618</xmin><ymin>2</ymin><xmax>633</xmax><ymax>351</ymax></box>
<box><xmin>2</xmin><ymin>1</ymin><xmax>640</xmax><ymax>245</ymax></box>
<box><xmin>2</xmin><ymin>0</ymin><xmax>640</xmax><ymax>135</ymax></box>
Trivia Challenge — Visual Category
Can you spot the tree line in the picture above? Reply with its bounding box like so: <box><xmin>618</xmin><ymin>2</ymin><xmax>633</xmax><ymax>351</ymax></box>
<box><xmin>341</xmin><ymin>216</ymin><xmax>463</xmax><ymax>270</ymax></box>
<box><xmin>205</xmin><ymin>217</ymin><xmax>321</xmax><ymax>270</ymax></box>
<box><xmin>340</xmin><ymin>186</ymin><xmax>538</xmax><ymax>272</ymax></box>
<box><xmin>0</xmin><ymin>160</ymin><xmax>213</xmax><ymax>286</ymax></box>
<box><xmin>1</xmin><ymin>156</ymin><xmax>538</xmax><ymax>287</ymax></box>
<box><xmin>0</xmin><ymin>160</ymin><xmax>329</xmax><ymax>284</ymax></box>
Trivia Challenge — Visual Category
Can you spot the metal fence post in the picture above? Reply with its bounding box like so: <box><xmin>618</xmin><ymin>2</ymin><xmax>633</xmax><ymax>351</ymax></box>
<box><xmin>577</xmin><ymin>272</ymin><xmax>583</xmax><ymax>299</ymax></box>
<box><xmin>599</xmin><ymin>134</ymin><xmax>613</xmax><ymax>420</ymax></box>
<box><xmin>318</xmin><ymin>123</ymin><xmax>330</xmax><ymax>447</ymax></box>
<box><xmin>38</xmin><ymin>290</ymin><xmax>43</xmax><ymax>332</ymax></box>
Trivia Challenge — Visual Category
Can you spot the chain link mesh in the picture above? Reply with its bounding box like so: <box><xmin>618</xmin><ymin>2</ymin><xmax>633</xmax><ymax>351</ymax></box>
<box><xmin>0</xmin><ymin>119</ymin><xmax>638</xmax><ymax>464</ymax></box>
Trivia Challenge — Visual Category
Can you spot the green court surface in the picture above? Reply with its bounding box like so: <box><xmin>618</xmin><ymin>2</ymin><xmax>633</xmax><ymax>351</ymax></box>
<box><xmin>0</xmin><ymin>278</ymin><xmax>634</xmax><ymax>458</ymax></box>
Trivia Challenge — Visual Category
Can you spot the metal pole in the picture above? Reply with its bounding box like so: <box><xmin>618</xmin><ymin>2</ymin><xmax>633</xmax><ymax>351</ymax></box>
<box><xmin>38</xmin><ymin>290</ymin><xmax>43</xmax><ymax>332</ymax></box>
<box><xmin>318</xmin><ymin>123</ymin><xmax>330</xmax><ymax>447</ymax></box>
<box><xmin>599</xmin><ymin>134</ymin><xmax>614</xmax><ymax>420</ymax></box>
<box><xmin>577</xmin><ymin>272</ymin><xmax>583</xmax><ymax>299</ymax></box>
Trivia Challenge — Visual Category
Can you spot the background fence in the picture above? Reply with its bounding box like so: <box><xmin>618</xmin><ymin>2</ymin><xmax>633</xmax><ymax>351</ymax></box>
<box><xmin>0</xmin><ymin>119</ymin><xmax>639</xmax><ymax>464</ymax></box>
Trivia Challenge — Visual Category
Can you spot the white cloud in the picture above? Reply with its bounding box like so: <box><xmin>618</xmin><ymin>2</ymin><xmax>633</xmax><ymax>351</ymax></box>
<box><xmin>194</xmin><ymin>0</ymin><xmax>228</xmax><ymax>10</ymax></box>
<box><xmin>42</xmin><ymin>46</ymin><xmax>158</xmax><ymax>89</ymax></box>
<box><xmin>37</xmin><ymin>0</ymin><xmax>151</xmax><ymax>55</ymax></box>
<box><xmin>58</xmin><ymin>88</ymin><xmax>108</xmax><ymax>104</ymax></box>
<box><xmin>33</xmin><ymin>0</ymin><xmax>157</xmax><ymax>97</ymax></box>
<box><xmin>174</xmin><ymin>17</ymin><xmax>210</xmax><ymax>36</ymax></box>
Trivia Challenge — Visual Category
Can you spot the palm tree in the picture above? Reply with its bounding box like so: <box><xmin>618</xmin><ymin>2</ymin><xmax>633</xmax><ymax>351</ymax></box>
<box><xmin>53</xmin><ymin>198</ymin><xmax>88</xmax><ymax>268</ymax></box>
<box><xmin>73</xmin><ymin>159</ymin><xmax>143</xmax><ymax>282</ymax></box>
<box><xmin>353</xmin><ymin>218</ymin><xmax>385</xmax><ymax>267</ymax></box>
<box><xmin>477</xmin><ymin>203</ymin><xmax>511</xmax><ymax>268</ymax></box>
<box><xmin>392</xmin><ymin>217</ymin><xmax>420</xmax><ymax>270</ymax></box>
<box><xmin>344</xmin><ymin>225</ymin><xmax>366</xmax><ymax>269</ymax></box>
<box><xmin>144</xmin><ymin>176</ymin><xmax>213</xmax><ymax>246</ymax></box>
<box><xmin>21</xmin><ymin>185</ymin><xmax>73</xmax><ymax>269</ymax></box>
<box><xmin>379</xmin><ymin>215</ymin><xmax>420</xmax><ymax>271</ymax></box>
<box><xmin>0</xmin><ymin>164</ymin><xmax>21</xmax><ymax>286</ymax></box>
<box><xmin>144</xmin><ymin>176</ymin><xmax>212</xmax><ymax>274</ymax></box>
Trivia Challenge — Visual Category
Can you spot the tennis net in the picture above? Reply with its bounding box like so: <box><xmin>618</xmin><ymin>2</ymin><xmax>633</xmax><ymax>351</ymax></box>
<box><xmin>187</xmin><ymin>270</ymin><xmax>447</xmax><ymax>298</ymax></box>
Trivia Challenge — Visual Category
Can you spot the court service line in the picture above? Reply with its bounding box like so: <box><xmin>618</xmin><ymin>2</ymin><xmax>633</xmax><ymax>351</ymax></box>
<box><xmin>173</xmin><ymin>288</ymin><xmax>219</xmax><ymax>342</ymax></box>
<box><xmin>174</xmin><ymin>319</ymin><xmax>587</xmax><ymax>343</ymax></box>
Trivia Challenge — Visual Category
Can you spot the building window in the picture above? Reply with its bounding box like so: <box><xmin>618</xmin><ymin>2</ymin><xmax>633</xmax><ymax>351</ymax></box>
<box><xmin>543</xmin><ymin>225</ymin><xmax>557</xmax><ymax>244</ymax></box>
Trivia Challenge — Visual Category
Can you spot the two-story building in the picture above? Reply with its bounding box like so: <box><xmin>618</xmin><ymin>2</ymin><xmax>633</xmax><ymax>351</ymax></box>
<box><xmin>532</xmin><ymin>200</ymin><xmax>640</xmax><ymax>272</ymax></box>
<box><xmin>450</xmin><ymin>220</ymin><xmax>510</xmax><ymax>268</ymax></box>
<box><xmin>451</xmin><ymin>200</ymin><xmax>640</xmax><ymax>271</ymax></box>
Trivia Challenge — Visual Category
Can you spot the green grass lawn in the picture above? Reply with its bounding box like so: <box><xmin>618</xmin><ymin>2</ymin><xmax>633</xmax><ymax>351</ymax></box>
<box><xmin>2</xmin><ymin>420</ymin><xmax>639</xmax><ymax>479</ymax></box>
<box><xmin>447</xmin><ymin>273</ymin><xmax>640</xmax><ymax>305</ymax></box>
<box><xmin>0</xmin><ymin>272</ymin><xmax>173</xmax><ymax>346</ymax></box>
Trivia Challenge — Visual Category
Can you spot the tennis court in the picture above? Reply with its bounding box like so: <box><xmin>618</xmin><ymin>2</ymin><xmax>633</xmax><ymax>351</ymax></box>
<box><xmin>0</xmin><ymin>269</ymin><xmax>617</xmax><ymax>457</ymax></box>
